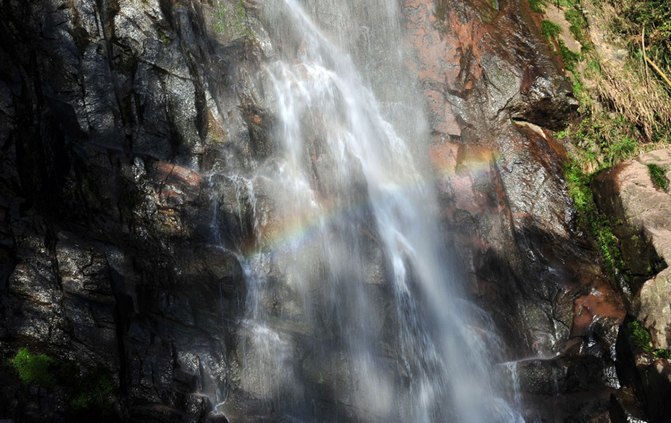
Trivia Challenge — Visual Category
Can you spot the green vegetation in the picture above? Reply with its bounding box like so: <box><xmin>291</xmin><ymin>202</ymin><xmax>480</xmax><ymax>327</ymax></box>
<box><xmin>561</xmin><ymin>112</ymin><xmax>637</xmax><ymax>275</ymax></box>
<box><xmin>628</xmin><ymin>320</ymin><xmax>671</xmax><ymax>358</ymax></box>
<box><xmin>10</xmin><ymin>348</ymin><xmax>55</xmax><ymax>386</ymax></box>
<box><xmin>9</xmin><ymin>347</ymin><xmax>114</xmax><ymax>413</ymax></box>
<box><xmin>527</xmin><ymin>0</ymin><xmax>671</xmax><ymax>275</ymax></box>
<box><xmin>648</xmin><ymin>163</ymin><xmax>669</xmax><ymax>191</ymax></box>
<box><xmin>529</xmin><ymin>0</ymin><xmax>547</xmax><ymax>13</ymax></box>
<box><xmin>564</xmin><ymin>161</ymin><xmax>624</xmax><ymax>273</ymax></box>
<box><xmin>608</xmin><ymin>0</ymin><xmax>671</xmax><ymax>81</ymax></box>
<box><xmin>564</xmin><ymin>114</ymin><xmax>637</xmax><ymax>170</ymax></box>
<box><xmin>541</xmin><ymin>20</ymin><xmax>562</xmax><ymax>39</ymax></box>
<box><xmin>564</xmin><ymin>6</ymin><xmax>591</xmax><ymax>51</ymax></box>
<box><xmin>559</xmin><ymin>41</ymin><xmax>582</xmax><ymax>72</ymax></box>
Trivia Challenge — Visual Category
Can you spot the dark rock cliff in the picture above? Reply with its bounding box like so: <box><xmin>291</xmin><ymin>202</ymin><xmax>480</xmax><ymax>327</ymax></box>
<box><xmin>0</xmin><ymin>0</ymin><xmax>630</xmax><ymax>421</ymax></box>
<box><xmin>0</xmin><ymin>0</ymin><xmax>260</xmax><ymax>420</ymax></box>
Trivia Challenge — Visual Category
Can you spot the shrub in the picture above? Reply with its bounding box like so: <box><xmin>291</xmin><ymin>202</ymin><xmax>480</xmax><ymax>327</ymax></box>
<box><xmin>10</xmin><ymin>348</ymin><xmax>55</xmax><ymax>386</ymax></box>
<box><xmin>9</xmin><ymin>348</ymin><xmax>114</xmax><ymax>414</ymax></box>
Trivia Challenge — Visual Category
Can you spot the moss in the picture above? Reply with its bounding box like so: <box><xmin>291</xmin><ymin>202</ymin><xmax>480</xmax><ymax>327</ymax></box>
<box><xmin>158</xmin><ymin>29</ymin><xmax>171</xmax><ymax>45</ymax></box>
<box><xmin>10</xmin><ymin>348</ymin><xmax>55</xmax><ymax>386</ymax></box>
<box><xmin>9</xmin><ymin>348</ymin><xmax>114</xmax><ymax>414</ymax></box>
<box><xmin>647</xmin><ymin>163</ymin><xmax>669</xmax><ymax>191</ymax></box>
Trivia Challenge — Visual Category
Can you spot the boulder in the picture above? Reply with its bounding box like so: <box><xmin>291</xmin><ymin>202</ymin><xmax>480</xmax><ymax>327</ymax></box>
<box><xmin>593</xmin><ymin>149</ymin><xmax>671</xmax><ymax>347</ymax></box>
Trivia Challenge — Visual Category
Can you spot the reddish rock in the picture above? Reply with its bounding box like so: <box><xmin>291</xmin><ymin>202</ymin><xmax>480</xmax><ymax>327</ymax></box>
<box><xmin>402</xmin><ymin>2</ymin><xmax>620</xmax><ymax>419</ymax></box>
<box><xmin>151</xmin><ymin>161</ymin><xmax>203</xmax><ymax>191</ymax></box>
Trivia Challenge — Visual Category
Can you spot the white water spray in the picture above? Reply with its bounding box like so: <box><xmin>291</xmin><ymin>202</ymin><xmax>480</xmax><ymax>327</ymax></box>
<box><xmin>221</xmin><ymin>1</ymin><xmax>525</xmax><ymax>421</ymax></box>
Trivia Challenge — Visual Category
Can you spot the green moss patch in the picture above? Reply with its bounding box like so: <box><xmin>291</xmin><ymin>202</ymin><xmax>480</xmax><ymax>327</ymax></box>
<box><xmin>10</xmin><ymin>348</ymin><xmax>56</xmax><ymax>386</ymax></box>
<box><xmin>9</xmin><ymin>347</ymin><xmax>114</xmax><ymax>414</ymax></box>
<box><xmin>565</xmin><ymin>161</ymin><xmax>624</xmax><ymax>274</ymax></box>
<box><xmin>647</xmin><ymin>163</ymin><xmax>669</xmax><ymax>191</ymax></box>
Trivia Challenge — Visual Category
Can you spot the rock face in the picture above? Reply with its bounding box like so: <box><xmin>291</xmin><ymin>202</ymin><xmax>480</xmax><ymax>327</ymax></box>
<box><xmin>404</xmin><ymin>0</ymin><xmax>626</xmax><ymax>419</ymax></box>
<box><xmin>0</xmin><ymin>0</ymin><xmax>630</xmax><ymax>421</ymax></box>
<box><xmin>0</xmin><ymin>0</ymin><xmax>259</xmax><ymax>420</ymax></box>
<box><xmin>594</xmin><ymin>150</ymin><xmax>671</xmax><ymax>338</ymax></box>
<box><xmin>593</xmin><ymin>149</ymin><xmax>671</xmax><ymax>421</ymax></box>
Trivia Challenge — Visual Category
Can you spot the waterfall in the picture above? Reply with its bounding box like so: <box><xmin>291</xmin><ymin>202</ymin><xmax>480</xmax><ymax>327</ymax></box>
<box><xmin>220</xmin><ymin>0</ymin><xmax>525</xmax><ymax>421</ymax></box>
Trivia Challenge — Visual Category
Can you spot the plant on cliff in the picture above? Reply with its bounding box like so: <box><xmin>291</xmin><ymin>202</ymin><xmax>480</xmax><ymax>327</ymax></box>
<box><xmin>647</xmin><ymin>163</ymin><xmax>669</xmax><ymax>191</ymax></box>
<box><xmin>529</xmin><ymin>0</ymin><xmax>548</xmax><ymax>13</ymax></box>
<box><xmin>10</xmin><ymin>347</ymin><xmax>55</xmax><ymax>386</ymax></box>
<box><xmin>541</xmin><ymin>20</ymin><xmax>562</xmax><ymax>39</ymax></box>
<box><xmin>564</xmin><ymin>161</ymin><xmax>624</xmax><ymax>274</ymax></box>
<box><xmin>9</xmin><ymin>347</ymin><xmax>114</xmax><ymax>414</ymax></box>
<box><xmin>534</xmin><ymin>0</ymin><xmax>671</xmax><ymax>142</ymax></box>
<box><xmin>627</xmin><ymin>320</ymin><xmax>671</xmax><ymax>358</ymax></box>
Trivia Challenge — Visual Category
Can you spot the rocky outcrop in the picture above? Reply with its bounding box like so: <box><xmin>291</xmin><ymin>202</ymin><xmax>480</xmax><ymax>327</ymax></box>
<box><xmin>593</xmin><ymin>148</ymin><xmax>671</xmax><ymax>421</ymax></box>
<box><xmin>593</xmin><ymin>150</ymin><xmax>671</xmax><ymax>343</ymax></box>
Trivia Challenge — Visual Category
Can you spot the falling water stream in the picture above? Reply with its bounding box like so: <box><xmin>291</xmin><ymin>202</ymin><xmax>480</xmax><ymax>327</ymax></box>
<box><xmin>220</xmin><ymin>0</ymin><xmax>525</xmax><ymax>421</ymax></box>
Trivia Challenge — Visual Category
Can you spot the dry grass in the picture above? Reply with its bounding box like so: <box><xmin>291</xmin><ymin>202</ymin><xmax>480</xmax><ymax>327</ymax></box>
<box><xmin>595</xmin><ymin>62</ymin><xmax>671</xmax><ymax>140</ymax></box>
<box><xmin>586</xmin><ymin>1</ymin><xmax>671</xmax><ymax>140</ymax></box>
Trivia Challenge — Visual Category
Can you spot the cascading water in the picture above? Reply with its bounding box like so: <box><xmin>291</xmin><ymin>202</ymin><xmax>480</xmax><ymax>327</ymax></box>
<box><xmin>219</xmin><ymin>0</ymin><xmax>526</xmax><ymax>421</ymax></box>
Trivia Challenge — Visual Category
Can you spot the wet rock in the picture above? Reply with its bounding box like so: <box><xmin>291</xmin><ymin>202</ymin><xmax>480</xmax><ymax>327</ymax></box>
<box><xmin>0</xmin><ymin>0</ymin><xmax>265</xmax><ymax>419</ymax></box>
<box><xmin>403</xmin><ymin>1</ymin><xmax>622</xmax><ymax>420</ymax></box>
<box><xmin>616</xmin><ymin>319</ymin><xmax>671</xmax><ymax>421</ymax></box>
<box><xmin>609</xmin><ymin>388</ymin><xmax>648</xmax><ymax>423</ymax></box>
<box><xmin>404</xmin><ymin>0</ymin><xmax>619</xmax><ymax>367</ymax></box>
<box><xmin>512</xmin><ymin>354</ymin><xmax>619</xmax><ymax>421</ymax></box>
<box><xmin>508</xmin><ymin>73</ymin><xmax>578</xmax><ymax>131</ymax></box>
